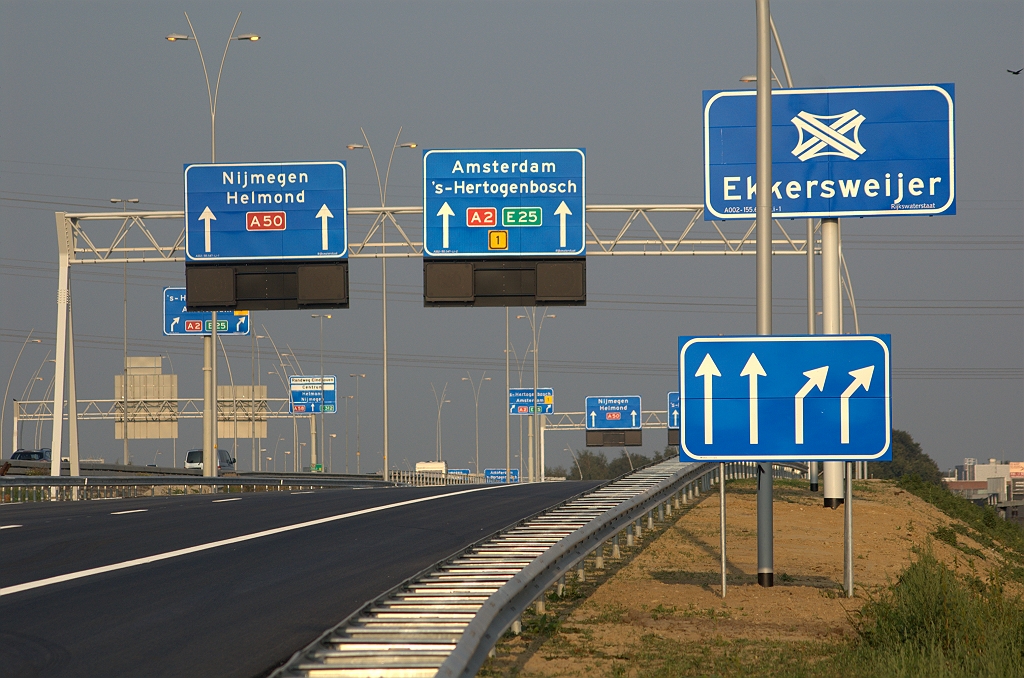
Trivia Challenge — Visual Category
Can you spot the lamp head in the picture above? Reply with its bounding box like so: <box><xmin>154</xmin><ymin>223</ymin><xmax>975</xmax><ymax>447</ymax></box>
<box><xmin>346</xmin><ymin>144</ymin><xmax>366</xmax><ymax>150</ymax></box>
<box><xmin>165</xmin><ymin>33</ymin><xmax>191</xmax><ymax>42</ymax></box>
<box><xmin>235</xmin><ymin>33</ymin><xmax>260</xmax><ymax>41</ymax></box>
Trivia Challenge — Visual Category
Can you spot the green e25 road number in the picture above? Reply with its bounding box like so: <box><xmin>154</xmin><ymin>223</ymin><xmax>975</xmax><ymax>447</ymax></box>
<box><xmin>502</xmin><ymin>207</ymin><xmax>542</xmax><ymax>227</ymax></box>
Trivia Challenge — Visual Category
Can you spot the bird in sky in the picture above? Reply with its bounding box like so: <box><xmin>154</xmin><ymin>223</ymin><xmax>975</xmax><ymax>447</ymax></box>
<box><xmin>1009</xmin><ymin>68</ymin><xmax>1023</xmax><ymax>74</ymax></box>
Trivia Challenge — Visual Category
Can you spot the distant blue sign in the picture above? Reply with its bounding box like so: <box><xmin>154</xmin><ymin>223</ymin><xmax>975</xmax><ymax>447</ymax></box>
<box><xmin>484</xmin><ymin>468</ymin><xmax>520</xmax><ymax>483</ymax></box>
<box><xmin>586</xmin><ymin>396</ymin><xmax>642</xmax><ymax>430</ymax></box>
<box><xmin>449</xmin><ymin>468</ymin><xmax>471</xmax><ymax>476</ymax></box>
<box><xmin>163</xmin><ymin>287</ymin><xmax>249</xmax><ymax>336</ymax></box>
<box><xmin>703</xmin><ymin>84</ymin><xmax>955</xmax><ymax>219</ymax></box>
<box><xmin>289</xmin><ymin>375</ymin><xmax>337</xmax><ymax>414</ymax></box>
<box><xmin>678</xmin><ymin>335</ymin><xmax>891</xmax><ymax>462</ymax></box>
<box><xmin>509</xmin><ymin>387</ymin><xmax>554</xmax><ymax>415</ymax></box>
<box><xmin>423</xmin><ymin>149</ymin><xmax>585</xmax><ymax>257</ymax></box>
<box><xmin>184</xmin><ymin>161</ymin><xmax>347</xmax><ymax>261</ymax></box>
<box><xmin>667</xmin><ymin>392</ymin><xmax>680</xmax><ymax>430</ymax></box>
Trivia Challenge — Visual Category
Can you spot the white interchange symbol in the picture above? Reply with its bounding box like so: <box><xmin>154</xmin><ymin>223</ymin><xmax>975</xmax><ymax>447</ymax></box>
<box><xmin>790</xmin><ymin>109</ymin><xmax>866</xmax><ymax>161</ymax></box>
<box><xmin>695</xmin><ymin>353</ymin><xmax>875</xmax><ymax>445</ymax></box>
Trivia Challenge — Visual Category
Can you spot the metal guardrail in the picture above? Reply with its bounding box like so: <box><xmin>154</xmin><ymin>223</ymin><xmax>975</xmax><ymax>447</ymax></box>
<box><xmin>273</xmin><ymin>459</ymin><xmax>805</xmax><ymax>677</ymax></box>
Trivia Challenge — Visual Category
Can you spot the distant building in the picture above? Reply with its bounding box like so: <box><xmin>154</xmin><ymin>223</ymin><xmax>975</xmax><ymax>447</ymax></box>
<box><xmin>951</xmin><ymin>458</ymin><xmax>1023</xmax><ymax>502</ymax></box>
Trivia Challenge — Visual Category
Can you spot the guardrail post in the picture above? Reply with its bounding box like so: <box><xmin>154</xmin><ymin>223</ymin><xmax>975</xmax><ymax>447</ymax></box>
<box><xmin>673</xmin><ymin>491</ymin><xmax>680</xmax><ymax>510</ymax></box>
<box><xmin>511</xmin><ymin>616</ymin><xmax>521</xmax><ymax>635</ymax></box>
<box><xmin>577</xmin><ymin>560</ymin><xmax>585</xmax><ymax>583</ymax></box>
<box><xmin>665</xmin><ymin>499</ymin><xmax>672</xmax><ymax>518</ymax></box>
<box><xmin>626</xmin><ymin>524</ymin><xmax>634</xmax><ymax>547</ymax></box>
<box><xmin>659</xmin><ymin>503</ymin><xmax>666</xmax><ymax>521</ymax></box>
<box><xmin>647</xmin><ymin>510</ymin><xmax>654</xmax><ymax>530</ymax></box>
<box><xmin>612</xmin><ymin>533</ymin><xmax>621</xmax><ymax>559</ymax></box>
<box><xmin>535</xmin><ymin>598</ymin><xmax>545</xmax><ymax>615</ymax></box>
<box><xmin>635</xmin><ymin>519</ymin><xmax>642</xmax><ymax>541</ymax></box>
<box><xmin>595</xmin><ymin>544</ymin><xmax>605</xmax><ymax>570</ymax></box>
<box><xmin>556</xmin><ymin>574</ymin><xmax>565</xmax><ymax>597</ymax></box>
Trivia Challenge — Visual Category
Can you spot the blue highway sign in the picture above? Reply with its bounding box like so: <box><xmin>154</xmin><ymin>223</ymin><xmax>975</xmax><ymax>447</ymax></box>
<box><xmin>509</xmin><ymin>387</ymin><xmax>554</xmax><ymax>415</ymax></box>
<box><xmin>678</xmin><ymin>335</ymin><xmax>891</xmax><ymax>462</ymax></box>
<box><xmin>703</xmin><ymin>84</ymin><xmax>955</xmax><ymax>219</ymax></box>
<box><xmin>184</xmin><ymin>161</ymin><xmax>347</xmax><ymax>261</ymax></box>
<box><xmin>667</xmin><ymin>392</ymin><xmax>680</xmax><ymax>430</ymax></box>
<box><xmin>163</xmin><ymin>287</ymin><xmax>249</xmax><ymax>336</ymax></box>
<box><xmin>586</xmin><ymin>396</ymin><xmax>642</xmax><ymax>430</ymax></box>
<box><xmin>484</xmin><ymin>468</ymin><xmax>520</xmax><ymax>483</ymax></box>
<box><xmin>449</xmin><ymin>468</ymin><xmax>471</xmax><ymax>475</ymax></box>
<box><xmin>423</xmin><ymin>149</ymin><xmax>585</xmax><ymax>257</ymax></box>
<box><xmin>289</xmin><ymin>375</ymin><xmax>338</xmax><ymax>414</ymax></box>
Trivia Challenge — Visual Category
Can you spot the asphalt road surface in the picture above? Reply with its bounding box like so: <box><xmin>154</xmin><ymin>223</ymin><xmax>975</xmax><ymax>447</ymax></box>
<box><xmin>0</xmin><ymin>480</ymin><xmax>600</xmax><ymax>678</ymax></box>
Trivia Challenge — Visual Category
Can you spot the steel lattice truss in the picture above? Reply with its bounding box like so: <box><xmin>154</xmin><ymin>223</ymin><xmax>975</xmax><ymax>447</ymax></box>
<box><xmin>542</xmin><ymin>411</ymin><xmax>669</xmax><ymax>431</ymax></box>
<box><xmin>58</xmin><ymin>205</ymin><xmax>812</xmax><ymax>264</ymax></box>
<box><xmin>18</xmin><ymin>398</ymin><xmax>293</xmax><ymax>422</ymax></box>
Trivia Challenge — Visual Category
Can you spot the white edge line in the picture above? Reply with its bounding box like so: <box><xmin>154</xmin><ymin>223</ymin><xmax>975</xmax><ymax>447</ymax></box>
<box><xmin>0</xmin><ymin>525</ymin><xmax>23</xmax><ymax>530</ymax></box>
<box><xmin>0</xmin><ymin>485</ymin><xmax>509</xmax><ymax>597</ymax></box>
<box><xmin>212</xmin><ymin>498</ymin><xmax>243</xmax><ymax>503</ymax></box>
<box><xmin>110</xmin><ymin>509</ymin><xmax>148</xmax><ymax>515</ymax></box>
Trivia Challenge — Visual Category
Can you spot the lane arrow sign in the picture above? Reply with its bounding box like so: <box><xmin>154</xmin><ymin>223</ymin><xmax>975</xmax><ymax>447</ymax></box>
<box><xmin>694</xmin><ymin>353</ymin><xmax>721</xmax><ymax>444</ymax></box>
<box><xmin>199</xmin><ymin>206</ymin><xmax>216</xmax><ymax>253</ymax></box>
<box><xmin>554</xmin><ymin>201</ymin><xmax>572</xmax><ymax>248</ymax></box>
<box><xmin>794</xmin><ymin>366</ymin><xmax>828</xmax><ymax>444</ymax></box>
<box><xmin>841</xmin><ymin>366</ymin><xmax>874</xmax><ymax>444</ymax></box>
<box><xmin>739</xmin><ymin>353</ymin><xmax>766</xmax><ymax>444</ymax></box>
<box><xmin>437</xmin><ymin>202</ymin><xmax>455</xmax><ymax>248</ymax></box>
<box><xmin>316</xmin><ymin>204</ymin><xmax>333</xmax><ymax>250</ymax></box>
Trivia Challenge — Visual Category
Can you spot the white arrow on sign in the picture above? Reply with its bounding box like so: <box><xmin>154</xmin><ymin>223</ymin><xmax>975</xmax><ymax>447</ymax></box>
<box><xmin>840</xmin><ymin>366</ymin><xmax>874</xmax><ymax>444</ymax></box>
<box><xmin>236</xmin><ymin>316</ymin><xmax>246</xmax><ymax>332</ymax></box>
<box><xmin>694</xmin><ymin>353</ymin><xmax>721</xmax><ymax>444</ymax></box>
<box><xmin>630</xmin><ymin>410</ymin><xmax>638</xmax><ymax>427</ymax></box>
<box><xmin>671</xmin><ymin>409</ymin><xmax>679</xmax><ymax>427</ymax></box>
<box><xmin>739</xmin><ymin>353</ymin><xmax>766</xmax><ymax>444</ymax></box>
<box><xmin>554</xmin><ymin>201</ymin><xmax>572</xmax><ymax>248</ymax></box>
<box><xmin>170</xmin><ymin>317</ymin><xmax>180</xmax><ymax>332</ymax></box>
<box><xmin>316</xmin><ymin>204</ymin><xmax>333</xmax><ymax>250</ymax></box>
<box><xmin>794</xmin><ymin>366</ymin><xmax>828</xmax><ymax>444</ymax></box>
<box><xmin>437</xmin><ymin>202</ymin><xmax>455</xmax><ymax>248</ymax></box>
<box><xmin>590</xmin><ymin>410</ymin><xmax>597</xmax><ymax>427</ymax></box>
<box><xmin>199</xmin><ymin>206</ymin><xmax>216</xmax><ymax>253</ymax></box>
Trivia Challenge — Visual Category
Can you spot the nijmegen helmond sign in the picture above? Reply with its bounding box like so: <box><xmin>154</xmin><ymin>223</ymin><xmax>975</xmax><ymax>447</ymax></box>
<box><xmin>703</xmin><ymin>84</ymin><xmax>955</xmax><ymax>219</ymax></box>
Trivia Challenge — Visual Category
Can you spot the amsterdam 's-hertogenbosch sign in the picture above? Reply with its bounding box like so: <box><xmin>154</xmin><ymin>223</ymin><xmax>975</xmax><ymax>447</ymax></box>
<box><xmin>703</xmin><ymin>84</ymin><xmax>955</xmax><ymax>219</ymax></box>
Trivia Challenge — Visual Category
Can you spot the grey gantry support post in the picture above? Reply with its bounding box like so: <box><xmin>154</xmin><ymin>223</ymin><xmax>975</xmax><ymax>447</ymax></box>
<box><xmin>822</xmin><ymin>218</ymin><xmax>843</xmax><ymax>508</ymax></box>
<box><xmin>755</xmin><ymin>0</ymin><xmax>774</xmax><ymax>589</ymax></box>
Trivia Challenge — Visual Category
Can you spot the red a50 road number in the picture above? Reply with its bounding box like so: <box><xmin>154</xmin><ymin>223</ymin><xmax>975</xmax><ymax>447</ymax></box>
<box><xmin>246</xmin><ymin>211</ymin><xmax>286</xmax><ymax>231</ymax></box>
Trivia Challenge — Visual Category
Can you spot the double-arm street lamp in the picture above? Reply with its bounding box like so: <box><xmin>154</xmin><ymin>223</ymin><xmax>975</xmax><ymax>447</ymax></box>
<box><xmin>349</xmin><ymin>374</ymin><xmax>365</xmax><ymax>473</ymax></box>
<box><xmin>461</xmin><ymin>372</ymin><xmax>491</xmax><ymax>474</ymax></box>
<box><xmin>516</xmin><ymin>310</ymin><xmax>555</xmax><ymax>482</ymax></box>
<box><xmin>311</xmin><ymin>314</ymin><xmax>333</xmax><ymax>469</ymax></box>
<box><xmin>430</xmin><ymin>382</ymin><xmax>451</xmax><ymax>463</ymax></box>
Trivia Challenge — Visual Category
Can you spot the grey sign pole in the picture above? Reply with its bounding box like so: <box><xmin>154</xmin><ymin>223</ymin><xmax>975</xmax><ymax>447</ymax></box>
<box><xmin>210</xmin><ymin>311</ymin><xmax>219</xmax><ymax>477</ymax></box>
<box><xmin>720</xmin><ymin>462</ymin><xmax>727</xmax><ymax>597</ymax></box>
<box><xmin>755</xmin><ymin>0</ymin><xmax>774</xmax><ymax>589</ymax></box>
<box><xmin>821</xmin><ymin>219</ymin><xmax>843</xmax><ymax>508</ymax></box>
<box><xmin>845</xmin><ymin>461</ymin><xmax>854</xmax><ymax>597</ymax></box>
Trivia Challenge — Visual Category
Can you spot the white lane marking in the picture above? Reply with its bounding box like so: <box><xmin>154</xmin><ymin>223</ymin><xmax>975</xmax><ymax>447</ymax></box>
<box><xmin>291</xmin><ymin>491</ymin><xmax>315</xmax><ymax>495</ymax></box>
<box><xmin>1</xmin><ymin>525</ymin><xmax>23</xmax><ymax>530</ymax></box>
<box><xmin>212</xmin><ymin>498</ymin><xmax>242</xmax><ymax>503</ymax></box>
<box><xmin>0</xmin><ymin>484</ymin><xmax>512</xmax><ymax>597</ymax></box>
<box><xmin>110</xmin><ymin>509</ymin><xmax>148</xmax><ymax>515</ymax></box>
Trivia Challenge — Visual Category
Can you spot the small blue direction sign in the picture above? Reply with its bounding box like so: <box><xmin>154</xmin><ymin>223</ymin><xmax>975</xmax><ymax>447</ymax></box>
<box><xmin>678</xmin><ymin>335</ymin><xmax>891</xmax><ymax>462</ymax></box>
<box><xmin>485</xmin><ymin>468</ymin><xmax>520</xmax><ymax>483</ymax></box>
<box><xmin>184</xmin><ymin>161</ymin><xmax>347</xmax><ymax>261</ymax></box>
<box><xmin>703</xmin><ymin>84</ymin><xmax>955</xmax><ymax>219</ymax></box>
<box><xmin>586</xmin><ymin>396</ymin><xmax>642</xmax><ymax>430</ymax></box>
<box><xmin>509</xmin><ymin>388</ymin><xmax>554</xmax><ymax>415</ymax></box>
<box><xmin>449</xmin><ymin>468</ymin><xmax>471</xmax><ymax>476</ymax></box>
<box><xmin>667</xmin><ymin>392</ymin><xmax>680</xmax><ymax>430</ymax></box>
<box><xmin>163</xmin><ymin>287</ymin><xmax>249</xmax><ymax>336</ymax></box>
<box><xmin>288</xmin><ymin>375</ymin><xmax>337</xmax><ymax>414</ymax></box>
<box><xmin>423</xmin><ymin>149</ymin><xmax>585</xmax><ymax>257</ymax></box>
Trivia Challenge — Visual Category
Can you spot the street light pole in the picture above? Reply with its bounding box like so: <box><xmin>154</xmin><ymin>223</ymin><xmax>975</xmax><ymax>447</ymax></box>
<box><xmin>2</xmin><ymin>332</ymin><xmax>40</xmax><ymax>457</ymax></box>
<box><xmin>517</xmin><ymin>310</ymin><xmax>555</xmax><ymax>482</ymax></box>
<box><xmin>430</xmin><ymin>382</ymin><xmax>450</xmax><ymax>463</ymax></box>
<box><xmin>349</xmin><ymin>374</ymin><xmax>365</xmax><ymax>473</ymax></box>
<box><xmin>111</xmin><ymin>198</ymin><xmax>139</xmax><ymax>465</ymax></box>
<box><xmin>311</xmin><ymin>314</ymin><xmax>332</xmax><ymax>470</ymax></box>
<box><xmin>167</xmin><ymin>11</ymin><xmax>260</xmax><ymax>478</ymax></box>
<box><xmin>461</xmin><ymin>372</ymin><xmax>491</xmax><ymax>474</ymax></box>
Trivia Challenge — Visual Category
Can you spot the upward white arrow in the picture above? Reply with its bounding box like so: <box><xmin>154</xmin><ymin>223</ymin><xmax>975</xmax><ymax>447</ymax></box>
<box><xmin>694</xmin><ymin>354</ymin><xmax>721</xmax><ymax>444</ymax></box>
<box><xmin>554</xmin><ymin>201</ymin><xmax>572</xmax><ymax>248</ymax></box>
<box><xmin>794</xmin><ymin>366</ymin><xmax>828</xmax><ymax>444</ymax></box>
<box><xmin>199</xmin><ymin>206</ymin><xmax>216</xmax><ymax>253</ymax></box>
<box><xmin>841</xmin><ymin>366</ymin><xmax>874</xmax><ymax>444</ymax></box>
<box><xmin>630</xmin><ymin>410</ymin><xmax>638</xmax><ymax>427</ymax></box>
<box><xmin>739</xmin><ymin>353</ymin><xmax>766</xmax><ymax>444</ymax></box>
<box><xmin>437</xmin><ymin>202</ymin><xmax>455</xmax><ymax>249</ymax></box>
<box><xmin>590</xmin><ymin>410</ymin><xmax>596</xmax><ymax>427</ymax></box>
<box><xmin>671</xmin><ymin>409</ymin><xmax>679</xmax><ymax>427</ymax></box>
<box><xmin>316</xmin><ymin>204</ymin><xmax>334</xmax><ymax>250</ymax></box>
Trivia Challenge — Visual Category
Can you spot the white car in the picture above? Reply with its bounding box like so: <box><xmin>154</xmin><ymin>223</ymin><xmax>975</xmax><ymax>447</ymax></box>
<box><xmin>184</xmin><ymin>448</ymin><xmax>236</xmax><ymax>472</ymax></box>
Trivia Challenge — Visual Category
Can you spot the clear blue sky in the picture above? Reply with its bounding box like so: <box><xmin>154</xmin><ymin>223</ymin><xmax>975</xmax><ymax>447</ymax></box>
<box><xmin>1</xmin><ymin>1</ymin><xmax>1021</xmax><ymax>473</ymax></box>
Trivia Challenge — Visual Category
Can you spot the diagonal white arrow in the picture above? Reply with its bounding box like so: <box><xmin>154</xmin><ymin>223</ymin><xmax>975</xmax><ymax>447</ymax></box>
<box><xmin>794</xmin><ymin>366</ymin><xmax>828</xmax><ymax>444</ymax></box>
<box><xmin>316</xmin><ymin>204</ymin><xmax>333</xmax><ymax>250</ymax></box>
<box><xmin>170</xmin><ymin>317</ymin><xmax>180</xmax><ymax>332</ymax></box>
<box><xmin>437</xmin><ymin>202</ymin><xmax>455</xmax><ymax>249</ymax></box>
<box><xmin>739</xmin><ymin>353</ymin><xmax>766</xmax><ymax>444</ymax></box>
<box><xmin>554</xmin><ymin>201</ymin><xmax>572</xmax><ymax>248</ymax></box>
<box><xmin>694</xmin><ymin>354</ymin><xmax>721</xmax><ymax>444</ymax></box>
<box><xmin>199</xmin><ymin>206</ymin><xmax>216</xmax><ymax>253</ymax></box>
<box><xmin>841</xmin><ymin>366</ymin><xmax>874</xmax><ymax>444</ymax></box>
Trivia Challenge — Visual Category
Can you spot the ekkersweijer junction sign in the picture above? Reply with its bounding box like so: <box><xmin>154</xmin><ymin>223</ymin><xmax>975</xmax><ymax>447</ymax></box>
<box><xmin>703</xmin><ymin>84</ymin><xmax>955</xmax><ymax>219</ymax></box>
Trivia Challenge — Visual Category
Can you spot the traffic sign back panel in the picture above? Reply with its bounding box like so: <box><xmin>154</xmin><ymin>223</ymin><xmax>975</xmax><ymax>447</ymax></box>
<box><xmin>163</xmin><ymin>287</ymin><xmax>249</xmax><ymax>336</ymax></box>
<box><xmin>586</xmin><ymin>396</ymin><xmax>642</xmax><ymax>430</ymax></box>
<box><xmin>185</xmin><ymin>161</ymin><xmax>347</xmax><ymax>261</ymax></box>
<box><xmin>678</xmin><ymin>335</ymin><xmax>891</xmax><ymax>461</ymax></box>
<box><xmin>423</xmin><ymin>149</ymin><xmax>585</xmax><ymax>257</ymax></box>
<box><xmin>703</xmin><ymin>85</ymin><xmax>955</xmax><ymax>219</ymax></box>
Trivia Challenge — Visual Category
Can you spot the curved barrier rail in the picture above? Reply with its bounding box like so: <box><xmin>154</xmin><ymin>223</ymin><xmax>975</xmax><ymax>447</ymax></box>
<box><xmin>273</xmin><ymin>459</ymin><xmax>806</xmax><ymax>677</ymax></box>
